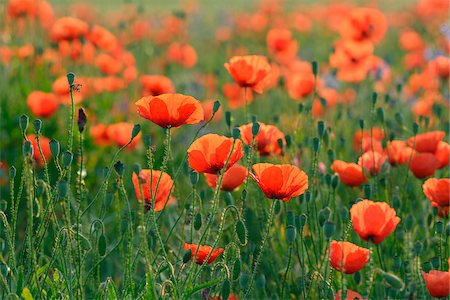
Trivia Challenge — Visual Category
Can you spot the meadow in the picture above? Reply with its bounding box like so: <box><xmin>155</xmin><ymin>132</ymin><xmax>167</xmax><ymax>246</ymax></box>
<box><xmin>0</xmin><ymin>0</ymin><xmax>449</xmax><ymax>299</ymax></box>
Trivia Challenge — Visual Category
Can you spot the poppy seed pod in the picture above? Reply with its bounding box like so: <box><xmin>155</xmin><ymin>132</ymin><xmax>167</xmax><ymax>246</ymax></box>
<box><xmin>232</xmin><ymin>127</ymin><xmax>240</xmax><ymax>139</ymax></box>
<box><xmin>435</xmin><ymin>221</ymin><xmax>444</xmax><ymax>235</ymax></box>
<box><xmin>182</xmin><ymin>249</ymin><xmax>192</xmax><ymax>264</ymax></box>
<box><xmin>413</xmin><ymin>241</ymin><xmax>423</xmax><ymax>256</ymax></box>
<box><xmin>132</xmin><ymin>163</ymin><xmax>141</xmax><ymax>176</ymax></box>
<box><xmin>377</xmin><ymin>107</ymin><xmax>385</xmax><ymax>123</ymax></box>
<box><xmin>194</xmin><ymin>213</ymin><xmax>202</xmax><ymax>231</ymax></box>
<box><xmin>340</xmin><ymin>207</ymin><xmax>349</xmax><ymax>220</ymax></box>
<box><xmin>286</xmin><ymin>211</ymin><xmax>295</xmax><ymax>226</ymax></box>
<box><xmin>299</xmin><ymin>214</ymin><xmax>307</xmax><ymax>227</ymax></box>
<box><xmin>313</xmin><ymin>137</ymin><xmax>320</xmax><ymax>152</ymax></box>
<box><xmin>49</xmin><ymin>139</ymin><xmax>60</xmax><ymax>157</ymax></box>
<box><xmin>19</xmin><ymin>114</ymin><xmax>29</xmax><ymax>132</ymax></box>
<box><xmin>23</xmin><ymin>141</ymin><xmax>33</xmax><ymax>157</ymax></box>
<box><xmin>323</xmin><ymin>221</ymin><xmax>336</xmax><ymax>239</ymax></box>
<box><xmin>318</xmin><ymin>207</ymin><xmax>331</xmax><ymax>226</ymax></box>
<box><xmin>67</xmin><ymin>72</ymin><xmax>75</xmax><ymax>86</ymax></box>
<box><xmin>371</xmin><ymin>92</ymin><xmax>378</xmax><ymax>106</ymax></box>
<box><xmin>62</xmin><ymin>151</ymin><xmax>73</xmax><ymax>168</ymax></box>
<box><xmin>252</xmin><ymin>122</ymin><xmax>260</xmax><ymax>136</ymax></box>
<box><xmin>317</xmin><ymin>120</ymin><xmax>325</xmax><ymax>137</ymax></box>
<box><xmin>422</xmin><ymin>261</ymin><xmax>432</xmax><ymax>273</ymax></box>
<box><xmin>114</xmin><ymin>161</ymin><xmax>125</xmax><ymax>177</ymax></box>
<box><xmin>285</xmin><ymin>225</ymin><xmax>296</xmax><ymax>243</ymax></box>
<box><xmin>189</xmin><ymin>171</ymin><xmax>199</xmax><ymax>186</ymax></box>
<box><xmin>33</xmin><ymin>119</ymin><xmax>42</xmax><ymax>133</ymax></box>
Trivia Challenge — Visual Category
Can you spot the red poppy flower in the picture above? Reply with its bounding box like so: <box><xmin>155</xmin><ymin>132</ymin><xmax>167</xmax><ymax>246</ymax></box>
<box><xmin>329</xmin><ymin>241</ymin><xmax>369</xmax><ymax>274</ymax></box>
<box><xmin>88</xmin><ymin>25</ymin><xmax>118</xmax><ymax>52</ymax></box>
<box><xmin>140</xmin><ymin>75</ymin><xmax>175</xmax><ymax>96</ymax></box>
<box><xmin>435</xmin><ymin>141</ymin><xmax>450</xmax><ymax>169</ymax></box>
<box><xmin>239</xmin><ymin>122</ymin><xmax>285</xmax><ymax>156</ymax></box>
<box><xmin>183</xmin><ymin>243</ymin><xmax>224</xmax><ymax>265</ymax></box>
<box><xmin>222</xmin><ymin>83</ymin><xmax>253</xmax><ymax>109</ymax></box>
<box><xmin>27</xmin><ymin>91</ymin><xmax>59</xmax><ymax>118</ymax></box>
<box><xmin>90</xmin><ymin>124</ymin><xmax>112</xmax><ymax>146</ymax></box>
<box><xmin>431</xmin><ymin>55</ymin><xmax>450</xmax><ymax>78</ymax></box>
<box><xmin>132</xmin><ymin>169</ymin><xmax>175</xmax><ymax>211</ymax></box>
<box><xmin>52</xmin><ymin>75</ymin><xmax>85</xmax><ymax>105</ymax></box>
<box><xmin>26</xmin><ymin>134</ymin><xmax>51</xmax><ymax>166</ymax></box>
<box><xmin>408</xmin><ymin>131</ymin><xmax>445</xmax><ymax>153</ymax></box>
<box><xmin>409</xmin><ymin>152</ymin><xmax>440</xmax><ymax>179</ymax></box>
<box><xmin>224</xmin><ymin>55</ymin><xmax>271</xmax><ymax>93</ymax></box>
<box><xmin>166</xmin><ymin>42</ymin><xmax>197</xmax><ymax>68</ymax></box>
<box><xmin>50</xmin><ymin>17</ymin><xmax>89</xmax><ymax>41</ymax></box>
<box><xmin>250</xmin><ymin>163</ymin><xmax>308</xmax><ymax>201</ymax></box>
<box><xmin>400</xmin><ymin>30</ymin><xmax>425</xmax><ymax>52</ymax></box>
<box><xmin>205</xmin><ymin>164</ymin><xmax>248</xmax><ymax>192</ymax></box>
<box><xmin>422</xmin><ymin>270</ymin><xmax>450</xmax><ymax>298</ymax></box>
<box><xmin>330</xmin><ymin>160</ymin><xmax>367</xmax><ymax>187</ymax></box>
<box><xmin>95</xmin><ymin>53</ymin><xmax>122</xmax><ymax>75</ymax></box>
<box><xmin>353</xmin><ymin>128</ymin><xmax>384</xmax><ymax>152</ymax></box>
<box><xmin>136</xmin><ymin>93</ymin><xmax>204</xmax><ymax>128</ymax></box>
<box><xmin>285</xmin><ymin>71</ymin><xmax>315</xmax><ymax>100</ymax></box>
<box><xmin>350</xmin><ymin>199</ymin><xmax>400</xmax><ymax>244</ymax></box>
<box><xmin>188</xmin><ymin>134</ymin><xmax>244</xmax><ymax>174</ymax></box>
<box><xmin>387</xmin><ymin>141</ymin><xmax>416</xmax><ymax>166</ymax></box>
<box><xmin>340</xmin><ymin>8</ymin><xmax>387</xmax><ymax>43</ymax></box>
<box><xmin>358</xmin><ymin>151</ymin><xmax>387</xmax><ymax>176</ymax></box>
<box><xmin>266</xmin><ymin>28</ymin><xmax>298</xmax><ymax>64</ymax></box>
<box><xmin>335</xmin><ymin>289</ymin><xmax>363</xmax><ymax>300</ymax></box>
<box><xmin>423</xmin><ymin>178</ymin><xmax>450</xmax><ymax>207</ymax></box>
<box><xmin>106</xmin><ymin>122</ymin><xmax>141</xmax><ymax>150</ymax></box>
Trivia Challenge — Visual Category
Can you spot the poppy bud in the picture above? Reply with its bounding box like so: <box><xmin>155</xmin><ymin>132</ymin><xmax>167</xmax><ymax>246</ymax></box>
<box><xmin>412</xmin><ymin>122</ymin><xmax>419</xmax><ymax>135</ymax></box>
<box><xmin>285</xmin><ymin>135</ymin><xmax>292</xmax><ymax>148</ymax></box>
<box><xmin>222</xmin><ymin>279</ymin><xmax>230</xmax><ymax>300</ymax></box>
<box><xmin>183</xmin><ymin>248</ymin><xmax>192</xmax><ymax>264</ymax></box>
<box><xmin>132</xmin><ymin>163</ymin><xmax>141</xmax><ymax>175</ymax></box>
<box><xmin>62</xmin><ymin>151</ymin><xmax>73</xmax><ymax>168</ymax></box>
<box><xmin>23</xmin><ymin>141</ymin><xmax>33</xmax><ymax>157</ymax></box>
<box><xmin>313</xmin><ymin>137</ymin><xmax>320</xmax><ymax>152</ymax></box>
<box><xmin>189</xmin><ymin>171</ymin><xmax>199</xmax><ymax>186</ymax></box>
<box><xmin>318</xmin><ymin>207</ymin><xmax>331</xmax><ymax>226</ymax></box>
<box><xmin>372</xmin><ymin>92</ymin><xmax>378</xmax><ymax>106</ymax></box>
<box><xmin>298</xmin><ymin>103</ymin><xmax>304</xmax><ymax>113</ymax></box>
<box><xmin>359</xmin><ymin>119</ymin><xmax>364</xmax><ymax>130</ymax></box>
<box><xmin>312</xmin><ymin>61</ymin><xmax>318</xmax><ymax>77</ymax></box>
<box><xmin>354</xmin><ymin>271</ymin><xmax>361</xmax><ymax>285</ymax></box>
<box><xmin>382</xmin><ymin>272</ymin><xmax>405</xmax><ymax>290</ymax></box>
<box><xmin>405</xmin><ymin>215</ymin><xmax>414</xmax><ymax>230</ymax></box>
<box><xmin>377</xmin><ymin>107</ymin><xmax>385</xmax><ymax>123</ymax></box>
<box><xmin>131</xmin><ymin>124</ymin><xmax>141</xmax><ymax>139</ymax></box>
<box><xmin>299</xmin><ymin>214</ymin><xmax>307</xmax><ymax>227</ymax></box>
<box><xmin>435</xmin><ymin>221</ymin><xmax>444</xmax><ymax>235</ymax></box>
<box><xmin>224</xmin><ymin>112</ymin><xmax>232</xmax><ymax>131</ymax></box>
<box><xmin>395</xmin><ymin>113</ymin><xmax>403</xmax><ymax>126</ymax></box>
<box><xmin>430</xmin><ymin>256</ymin><xmax>440</xmax><ymax>269</ymax></box>
<box><xmin>319</xmin><ymin>97</ymin><xmax>327</xmax><ymax>107</ymax></box>
<box><xmin>286</xmin><ymin>225</ymin><xmax>296</xmax><ymax>243</ymax></box>
<box><xmin>252</xmin><ymin>122</ymin><xmax>260</xmax><ymax>136</ymax></box>
<box><xmin>323</xmin><ymin>221</ymin><xmax>336</xmax><ymax>239</ymax></box>
<box><xmin>143</xmin><ymin>135</ymin><xmax>152</xmax><ymax>148</ymax></box>
<box><xmin>57</xmin><ymin>180</ymin><xmax>68</xmax><ymax>198</ymax></box>
<box><xmin>233</xmin><ymin>259</ymin><xmax>241</xmax><ymax>280</ymax></box>
<box><xmin>241</xmin><ymin>189</ymin><xmax>247</xmax><ymax>200</ymax></box>
<box><xmin>363</xmin><ymin>185</ymin><xmax>372</xmax><ymax>199</ymax></box>
<box><xmin>232</xmin><ymin>127</ymin><xmax>240</xmax><ymax>139</ymax></box>
<box><xmin>236</xmin><ymin>219</ymin><xmax>247</xmax><ymax>245</ymax></box>
<box><xmin>9</xmin><ymin>166</ymin><xmax>16</xmax><ymax>179</ymax></box>
<box><xmin>98</xmin><ymin>234</ymin><xmax>106</xmax><ymax>256</ymax></box>
<box><xmin>422</xmin><ymin>261</ymin><xmax>432</xmax><ymax>273</ymax></box>
<box><xmin>251</xmin><ymin>115</ymin><xmax>257</xmax><ymax>123</ymax></box>
<box><xmin>317</xmin><ymin>120</ymin><xmax>325</xmax><ymax>137</ymax></box>
<box><xmin>67</xmin><ymin>72</ymin><xmax>75</xmax><ymax>86</ymax></box>
<box><xmin>19</xmin><ymin>114</ymin><xmax>29</xmax><ymax>132</ymax></box>
<box><xmin>77</xmin><ymin>108</ymin><xmax>87</xmax><ymax>133</ymax></box>
<box><xmin>114</xmin><ymin>161</ymin><xmax>125</xmax><ymax>177</ymax></box>
<box><xmin>33</xmin><ymin>119</ymin><xmax>42</xmax><ymax>133</ymax></box>
<box><xmin>327</xmin><ymin>149</ymin><xmax>335</xmax><ymax>163</ymax></box>
<box><xmin>194</xmin><ymin>213</ymin><xmax>202</xmax><ymax>231</ymax></box>
<box><xmin>305</xmin><ymin>190</ymin><xmax>312</xmax><ymax>202</ymax></box>
<box><xmin>331</xmin><ymin>174</ymin><xmax>339</xmax><ymax>189</ymax></box>
<box><xmin>413</xmin><ymin>241</ymin><xmax>423</xmax><ymax>256</ymax></box>
<box><xmin>213</xmin><ymin>100</ymin><xmax>221</xmax><ymax>113</ymax></box>
<box><xmin>286</xmin><ymin>211</ymin><xmax>295</xmax><ymax>226</ymax></box>
<box><xmin>340</xmin><ymin>207</ymin><xmax>349</xmax><ymax>220</ymax></box>
<box><xmin>50</xmin><ymin>139</ymin><xmax>60</xmax><ymax>157</ymax></box>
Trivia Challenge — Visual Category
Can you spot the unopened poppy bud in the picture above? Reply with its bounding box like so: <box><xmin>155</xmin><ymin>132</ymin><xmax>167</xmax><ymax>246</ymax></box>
<box><xmin>9</xmin><ymin>166</ymin><xmax>16</xmax><ymax>179</ymax></box>
<box><xmin>323</xmin><ymin>221</ymin><xmax>336</xmax><ymax>239</ymax></box>
<box><xmin>413</xmin><ymin>241</ymin><xmax>423</xmax><ymax>256</ymax></box>
<box><xmin>232</xmin><ymin>127</ymin><xmax>240</xmax><ymax>139</ymax></box>
<box><xmin>67</xmin><ymin>72</ymin><xmax>75</xmax><ymax>86</ymax></box>
<box><xmin>189</xmin><ymin>171</ymin><xmax>199</xmax><ymax>186</ymax></box>
<box><xmin>377</xmin><ymin>107</ymin><xmax>385</xmax><ymax>123</ymax></box>
<box><xmin>114</xmin><ymin>161</ymin><xmax>125</xmax><ymax>177</ymax></box>
<box><xmin>340</xmin><ymin>207</ymin><xmax>349</xmax><ymax>220</ymax></box>
<box><xmin>252</xmin><ymin>122</ymin><xmax>260</xmax><ymax>137</ymax></box>
<box><xmin>194</xmin><ymin>213</ymin><xmax>202</xmax><ymax>231</ymax></box>
<box><xmin>371</xmin><ymin>92</ymin><xmax>378</xmax><ymax>106</ymax></box>
<box><xmin>19</xmin><ymin>114</ymin><xmax>29</xmax><ymax>132</ymax></box>
<box><xmin>318</xmin><ymin>207</ymin><xmax>331</xmax><ymax>226</ymax></box>
<box><xmin>382</xmin><ymin>272</ymin><xmax>405</xmax><ymax>290</ymax></box>
<box><xmin>405</xmin><ymin>215</ymin><xmax>414</xmax><ymax>230</ymax></box>
<box><xmin>285</xmin><ymin>225</ymin><xmax>296</xmax><ymax>243</ymax></box>
<box><xmin>327</xmin><ymin>149</ymin><xmax>335</xmax><ymax>163</ymax></box>
<box><xmin>23</xmin><ymin>141</ymin><xmax>33</xmax><ymax>157</ymax></box>
<box><xmin>50</xmin><ymin>139</ymin><xmax>60</xmax><ymax>157</ymax></box>
<box><xmin>98</xmin><ymin>234</ymin><xmax>106</xmax><ymax>256</ymax></box>
<box><xmin>131</xmin><ymin>124</ymin><xmax>141</xmax><ymax>139</ymax></box>
<box><xmin>286</xmin><ymin>211</ymin><xmax>295</xmax><ymax>226</ymax></box>
<box><xmin>33</xmin><ymin>119</ymin><xmax>42</xmax><ymax>133</ymax></box>
<box><xmin>57</xmin><ymin>180</ymin><xmax>68</xmax><ymax>198</ymax></box>
<box><xmin>312</xmin><ymin>137</ymin><xmax>320</xmax><ymax>152</ymax></box>
<box><xmin>412</xmin><ymin>122</ymin><xmax>419</xmax><ymax>135</ymax></box>
<box><xmin>392</xmin><ymin>194</ymin><xmax>401</xmax><ymax>210</ymax></box>
<box><xmin>62</xmin><ymin>151</ymin><xmax>73</xmax><ymax>168</ymax></box>
<box><xmin>331</xmin><ymin>175</ymin><xmax>339</xmax><ymax>189</ymax></box>
<box><xmin>251</xmin><ymin>115</ymin><xmax>257</xmax><ymax>123</ymax></box>
<box><xmin>299</xmin><ymin>214</ymin><xmax>307</xmax><ymax>227</ymax></box>
<box><xmin>143</xmin><ymin>135</ymin><xmax>151</xmax><ymax>147</ymax></box>
<box><xmin>305</xmin><ymin>191</ymin><xmax>312</xmax><ymax>203</ymax></box>
<box><xmin>317</xmin><ymin>120</ymin><xmax>325</xmax><ymax>137</ymax></box>
<box><xmin>213</xmin><ymin>100</ymin><xmax>221</xmax><ymax>113</ymax></box>
<box><xmin>285</xmin><ymin>135</ymin><xmax>292</xmax><ymax>148</ymax></box>
<box><xmin>241</xmin><ymin>189</ymin><xmax>247</xmax><ymax>200</ymax></box>
<box><xmin>435</xmin><ymin>221</ymin><xmax>444</xmax><ymax>235</ymax></box>
<box><xmin>312</xmin><ymin>61</ymin><xmax>318</xmax><ymax>76</ymax></box>
<box><xmin>233</xmin><ymin>259</ymin><xmax>241</xmax><ymax>280</ymax></box>
<box><xmin>354</xmin><ymin>272</ymin><xmax>361</xmax><ymax>285</ymax></box>
<box><xmin>236</xmin><ymin>219</ymin><xmax>247</xmax><ymax>245</ymax></box>
<box><xmin>359</xmin><ymin>119</ymin><xmax>364</xmax><ymax>130</ymax></box>
<box><xmin>222</xmin><ymin>280</ymin><xmax>230</xmax><ymax>300</ymax></box>
<box><xmin>430</xmin><ymin>256</ymin><xmax>440</xmax><ymax>269</ymax></box>
<box><xmin>225</xmin><ymin>111</ymin><xmax>232</xmax><ymax>128</ymax></box>
<box><xmin>77</xmin><ymin>108</ymin><xmax>87</xmax><ymax>133</ymax></box>
<box><xmin>298</xmin><ymin>103</ymin><xmax>304</xmax><ymax>113</ymax></box>
<box><xmin>132</xmin><ymin>163</ymin><xmax>141</xmax><ymax>175</ymax></box>
<box><xmin>395</xmin><ymin>113</ymin><xmax>403</xmax><ymax>126</ymax></box>
<box><xmin>363</xmin><ymin>185</ymin><xmax>372</xmax><ymax>199</ymax></box>
<box><xmin>274</xmin><ymin>200</ymin><xmax>281</xmax><ymax>214</ymax></box>
<box><xmin>182</xmin><ymin>248</ymin><xmax>192</xmax><ymax>264</ymax></box>
<box><xmin>422</xmin><ymin>261</ymin><xmax>432</xmax><ymax>273</ymax></box>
